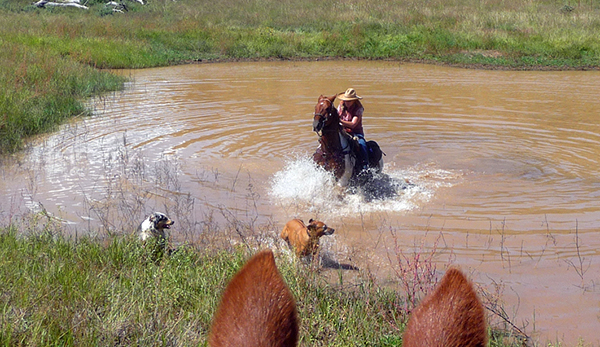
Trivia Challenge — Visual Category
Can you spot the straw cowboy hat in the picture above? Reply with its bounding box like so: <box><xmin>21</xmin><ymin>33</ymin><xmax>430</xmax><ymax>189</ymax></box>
<box><xmin>338</xmin><ymin>88</ymin><xmax>362</xmax><ymax>101</ymax></box>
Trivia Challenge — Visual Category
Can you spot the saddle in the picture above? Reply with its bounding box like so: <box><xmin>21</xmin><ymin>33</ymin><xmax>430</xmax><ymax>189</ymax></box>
<box><xmin>341</xmin><ymin>131</ymin><xmax>384</xmax><ymax>169</ymax></box>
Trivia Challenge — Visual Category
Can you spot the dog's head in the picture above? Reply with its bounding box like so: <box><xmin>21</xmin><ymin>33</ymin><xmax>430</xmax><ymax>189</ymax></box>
<box><xmin>148</xmin><ymin>212</ymin><xmax>175</xmax><ymax>230</ymax></box>
<box><xmin>307</xmin><ymin>219</ymin><xmax>334</xmax><ymax>238</ymax></box>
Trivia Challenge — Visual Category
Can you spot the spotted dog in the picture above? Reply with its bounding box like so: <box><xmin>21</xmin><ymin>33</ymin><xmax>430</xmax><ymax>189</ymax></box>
<box><xmin>139</xmin><ymin>212</ymin><xmax>175</xmax><ymax>243</ymax></box>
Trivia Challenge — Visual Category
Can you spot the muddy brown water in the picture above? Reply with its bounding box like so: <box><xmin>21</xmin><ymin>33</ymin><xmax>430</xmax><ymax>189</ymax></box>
<box><xmin>1</xmin><ymin>61</ymin><xmax>599</xmax><ymax>345</ymax></box>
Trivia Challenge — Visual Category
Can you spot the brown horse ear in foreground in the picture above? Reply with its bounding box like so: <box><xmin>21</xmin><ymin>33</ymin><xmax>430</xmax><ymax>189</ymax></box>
<box><xmin>208</xmin><ymin>249</ymin><xmax>299</xmax><ymax>347</ymax></box>
<box><xmin>402</xmin><ymin>267</ymin><xmax>488</xmax><ymax>347</ymax></box>
<box><xmin>208</xmin><ymin>252</ymin><xmax>486</xmax><ymax>347</ymax></box>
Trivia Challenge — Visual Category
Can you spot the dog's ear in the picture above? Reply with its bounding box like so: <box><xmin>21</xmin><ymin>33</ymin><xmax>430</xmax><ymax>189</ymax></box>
<box><xmin>149</xmin><ymin>214</ymin><xmax>156</xmax><ymax>222</ymax></box>
<box><xmin>309</xmin><ymin>218</ymin><xmax>314</xmax><ymax>224</ymax></box>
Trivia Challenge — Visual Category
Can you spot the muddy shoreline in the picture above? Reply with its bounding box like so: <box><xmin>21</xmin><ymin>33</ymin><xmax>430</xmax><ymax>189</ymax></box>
<box><xmin>178</xmin><ymin>55</ymin><xmax>600</xmax><ymax>71</ymax></box>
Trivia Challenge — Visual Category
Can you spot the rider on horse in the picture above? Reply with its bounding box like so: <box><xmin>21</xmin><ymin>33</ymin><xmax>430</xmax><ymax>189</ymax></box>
<box><xmin>337</xmin><ymin>88</ymin><xmax>369</xmax><ymax>172</ymax></box>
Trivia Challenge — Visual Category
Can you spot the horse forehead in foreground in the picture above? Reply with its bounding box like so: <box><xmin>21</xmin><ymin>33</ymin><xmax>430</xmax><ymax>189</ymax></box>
<box><xmin>208</xmin><ymin>250</ymin><xmax>299</xmax><ymax>347</ymax></box>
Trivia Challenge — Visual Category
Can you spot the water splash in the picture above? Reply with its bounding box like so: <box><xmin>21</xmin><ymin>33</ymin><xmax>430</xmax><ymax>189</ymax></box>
<box><xmin>269</xmin><ymin>156</ymin><xmax>337</xmax><ymax>204</ymax></box>
<box><xmin>269</xmin><ymin>156</ymin><xmax>458</xmax><ymax>216</ymax></box>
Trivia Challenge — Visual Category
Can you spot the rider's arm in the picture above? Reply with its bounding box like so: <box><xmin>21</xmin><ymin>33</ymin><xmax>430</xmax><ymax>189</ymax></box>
<box><xmin>339</xmin><ymin>105</ymin><xmax>363</xmax><ymax>132</ymax></box>
<box><xmin>340</xmin><ymin>116</ymin><xmax>360</xmax><ymax>130</ymax></box>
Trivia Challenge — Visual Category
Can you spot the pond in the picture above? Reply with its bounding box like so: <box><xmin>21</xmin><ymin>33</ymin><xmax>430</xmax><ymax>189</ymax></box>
<box><xmin>1</xmin><ymin>61</ymin><xmax>599</xmax><ymax>345</ymax></box>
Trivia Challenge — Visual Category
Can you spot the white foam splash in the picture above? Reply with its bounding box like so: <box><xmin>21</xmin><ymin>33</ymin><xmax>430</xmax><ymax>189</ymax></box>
<box><xmin>269</xmin><ymin>156</ymin><xmax>337</xmax><ymax>205</ymax></box>
<box><xmin>269</xmin><ymin>156</ymin><xmax>459</xmax><ymax>216</ymax></box>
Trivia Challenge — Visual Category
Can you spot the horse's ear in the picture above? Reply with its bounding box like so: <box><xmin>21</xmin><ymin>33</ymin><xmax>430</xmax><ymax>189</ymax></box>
<box><xmin>209</xmin><ymin>250</ymin><xmax>299</xmax><ymax>347</ymax></box>
<box><xmin>328</xmin><ymin>94</ymin><xmax>336</xmax><ymax>103</ymax></box>
<box><xmin>403</xmin><ymin>267</ymin><xmax>487</xmax><ymax>347</ymax></box>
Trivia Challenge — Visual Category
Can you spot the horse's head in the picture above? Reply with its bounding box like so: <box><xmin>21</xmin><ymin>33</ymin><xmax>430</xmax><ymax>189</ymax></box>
<box><xmin>313</xmin><ymin>94</ymin><xmax>338</xmax><ymax>136</ymax></box>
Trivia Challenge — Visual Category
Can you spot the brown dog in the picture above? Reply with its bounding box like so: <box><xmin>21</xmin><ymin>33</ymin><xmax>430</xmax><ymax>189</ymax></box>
<box><xmin>208</xmin><ymin>250</ymin><xmax>298</xmax><ymax>347</ymax></box>
<box><xmin>402</xmin><ymin>267</ymin><xmax>488</xmax><ymax>347</ymax></box>
<box><xmin>280</xmin><ymin>218</ymin><xmax>334</xmax><ymax>257</ymax></box>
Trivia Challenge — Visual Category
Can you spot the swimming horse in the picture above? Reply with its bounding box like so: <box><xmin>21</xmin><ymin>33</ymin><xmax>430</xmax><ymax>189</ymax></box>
<box><xmin>312</xmin><ymin>94</ymin><xmax>384</xmax><ymax>187</ymax></box>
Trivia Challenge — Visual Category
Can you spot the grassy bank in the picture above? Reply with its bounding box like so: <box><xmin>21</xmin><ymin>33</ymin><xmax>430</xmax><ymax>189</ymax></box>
<box><xmin>3</xmin><ymin>0</ymin><xmax>600</xmax><ymax>68</ymax></box>
<box><xmin>0</xmin><ymin>225</ymin><xmax>525</xmax><ymax>346</ymax></box>
<box><xmin>0</xmin><ymin>40</ymin><xmax>125</xmax><ymax>154</ymax></box>
<box><xmin>1</xmin><ymin>0</ymin><xmax>600</xmax><ymax>153</ymax></box>
<box><xmin>2</xmin><ymin>0</ymin><xmax>600</xmax><ymax>68</ymax></box>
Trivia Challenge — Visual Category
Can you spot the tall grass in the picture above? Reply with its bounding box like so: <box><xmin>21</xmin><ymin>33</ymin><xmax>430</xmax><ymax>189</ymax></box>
<box><xmin>2</xmin><ymin>0</ymin><xmax>599</xmax><ymax>61</ymax></box>
<box><xmin>0</xmin><ymin>224</ymin><xmax>399</xmax><ymax>346</ymax></box>
<box><xmin>0</xmin><ymin>221</ymin><xmax>526</xmax><ymax>346</ymax></box>
<box><xmin>1</xmin><ymin>0</ymin><xmax>600</xmax><ymax>153</ymax></box>
<box><xmin>3</xmin><ymin>0</ymin><xmax>599</xmax><ymax>66</ymax></box>
<box><xmin>0</xmin><ymin>41</ymin><xmax>124</xmax><ymax>154</ymax></box>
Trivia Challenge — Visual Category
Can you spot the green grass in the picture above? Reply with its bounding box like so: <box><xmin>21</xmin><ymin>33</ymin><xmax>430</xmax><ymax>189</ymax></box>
<box><xmin>2</xmin><ymin>0</ymin><xmax>600</xmax><ymax>153</ymax></box>
<box><xmin>0</xmin><ymin>227</ymin><xmax>398</xmax><ymax>346</ymax></box>
<box><xmin>0</xmin><ymin>225</ymin><xmax>527</xmax><ymax>346</ymax></box>
<box><xmin>0</xmin><ymin>40</ymin><xmax>125</xmax><ymax>154</ymax></box>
